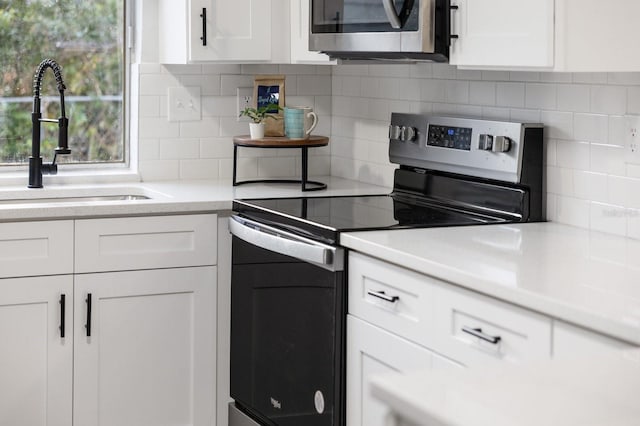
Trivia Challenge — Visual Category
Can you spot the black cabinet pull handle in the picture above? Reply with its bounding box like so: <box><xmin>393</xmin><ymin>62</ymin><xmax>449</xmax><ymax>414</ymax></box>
<box><xmin>462</xmin><ymin>326</ymin><xmax>501</xmax><ymax>345</ymax></box>
<box><xmin>85</xmin><ymin>293</ymin><xmax>92</xmax><ymax>337</ymax></box>
<box><xmin>367</xmin><ymin>290</ymin><xmax>399</xmax><ymax>303</ymax></box>
<box><xmin>200</xmin><ymin>8</ymin><xmax>207</xmax><ymax>46</ymax></box>
<box><xmin>59</xmin><ymin>294</ymin><xmax>66</xmax><ymax>338</ymax></box>
<box><xmin>449</xmin><ymin>4</ymin><xmax>459</xmax><ymax>45</ymax></box>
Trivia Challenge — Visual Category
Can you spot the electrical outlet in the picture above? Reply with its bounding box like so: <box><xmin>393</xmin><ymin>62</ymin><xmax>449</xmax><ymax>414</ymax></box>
<box><xmin>625</xmin><ymin>115</ymin><xmax>640</xmax><ymax>164</ymax></box>
<box><xmin>168</xmin><ymin>86</ymin><xmax>201</xmax><ymax>122</ymax></box>
<box><xmin>237</xmin><ymin>87</ymin><xmax>253</xmax><ymax>121</ymax></box>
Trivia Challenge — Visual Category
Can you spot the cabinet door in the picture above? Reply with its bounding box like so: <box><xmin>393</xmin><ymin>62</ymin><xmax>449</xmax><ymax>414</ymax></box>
<box><xmin>190</xmin><ymin>0</ymin><xmax>272</xmax><ymax>62</ymax></box>
<box><xmin>450</xmin><ymin>0</ymin><xmax>554</xmax><ymax>68</ymax></box>
<box><xmin>0</xmin><ymin>276</ymin><xmax>73</xmax><ymax>426</ymax></box>
<box><xmin>347</xmin><ymin>315</ymin><xmax>433</xmax><ymax>426</ymax></box>
<box><xmin>290</xmin><ymin>0</ymin><xmax>334</xmax><ymax>64</ymax></box>
<box><xmin>73</xmin><ymin>267</ymin><xmax>216</xmax><ymax>426</ymax></box>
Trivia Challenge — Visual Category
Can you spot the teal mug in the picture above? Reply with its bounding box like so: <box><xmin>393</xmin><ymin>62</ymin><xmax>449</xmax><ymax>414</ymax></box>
<box><xmin>284</xmin><ymin>106</ymin><xmax>318</xmax><ymax>139</ymax></box>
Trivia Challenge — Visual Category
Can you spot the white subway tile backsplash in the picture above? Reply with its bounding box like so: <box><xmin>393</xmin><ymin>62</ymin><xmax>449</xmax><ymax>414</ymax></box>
<box><xmin>180</xmin><ymin>75</ymin><xmax>221</xmax><ymax>96</ymax></box>
<box><xmin>556</xmin><ymin>196</ymin><xmax>590</xmax><ymax>228</ymax></box>
<box><xmin>445</xmin><ymin>80</ymin><xmax>470</xmax><ymax>104</ymax></box>
<box><xmin>557</xmin><ymin>84</ymin><xmax>590</xmax><ymax>112</ymax></box>
<box><xmin>556</xmin><ymin>140</ymin><xmax>590</xmax><ymax>170</ymax></box>
<box><xmin>139</xmin><ymin>96</ymin><xmax>161</xmax><ymax>117</ymax></box>
<box><xmin>159</xmin><ymin>138</ymin><xmax>200</xmax><ymax>160</ymax></box>
<box><xmin>590</xmin><ymin>85</ymin><xmax>627</xmax><ymax>115</ymax></box>
<box><xmin>200</xmin><ymin>138</ymin><xmax>234</xmax><ymax>159</ymax></box>
<box><xmin>496</xmin><ymin>83</ymin><xmax>525</xmax><ymax>108</ymax></box>
<box><xmin>540</xmin><ymin>111</ymin><xmax>573</xmax><ymax>140</ymax></box>
<box><xmin>180</xmin><ymin>159</ymin><xmax>220</xmax><ymax>180</ymax></box>
<box><xmin>627</xmin><ymin>87</ymin><xmax>640</xmax><ymax>114</ymax></box>
<box><xmin>135</xmin><ymin>62</ymin><xmax>640</xmax><ymax>238</ymax></box>
<box><xmin>202</xmin><ymin>96</ymin><xmax>237</xmax><ymax>118</ymax></box>
<box><xmin>525</xmin><ymin>83</ymin><xmax>557</xmax><ymax>109</ymax></box>
<box><xmin>573</xmin><ymin>171</ymin><xmax>607</xmax><ymax>202</ymax></box>
<box><xmin>297</xmin><ymin>75</ymin><xmax>332</xmax><ymax>96</ymax></box>
<box><xmin>469</xmin><ymin>81</ymin><xmax>496</xmax><ymax>106</ymax></box>
<box><xmin>591</xmin><ymin>202</ymin><xmax>627</xmax><ymax>237</ymax></box>
<box><xmin>139</xmin><ymin>117</ymin><xmax>180</xmax><ymax>138</ymax></box>
<box><xmin>421</xmin><ymin>80</ymin><xmax>446</xmax><ymax>102</ymax></box>
<box><xmin>180</xmin><ymin>119</ymin><xmax>221</xmax><ymax>139</ymax></box>
<box><xmin>590</xmin><ymin>144</ymin><xmax>626</xmax><ymax>175</ymax></box>
<box><xmin>574</xmin><ymin>113</ymin><xmax>608</xmax><ymax>144</ymax></box>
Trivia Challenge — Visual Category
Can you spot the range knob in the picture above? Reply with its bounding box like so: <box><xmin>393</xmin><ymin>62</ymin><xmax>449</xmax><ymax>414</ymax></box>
<box><xmin>388</xmin><ymin>125</ymin><xmax>402</xmax><ymax>140</ymax></box>
<box><xmin>492</xmin><ymin>136</ymin><xmax>511</xmax><ymax>153</ymax></box>
<box><xmin>400</xmin><ymin>126</ymin><xmax>417</xmax><ymax>142</ymax></box>
<box><xmin>478</xmin><ymin>134</ymin><xmax>493</xmax><ymax>150</ymax></box>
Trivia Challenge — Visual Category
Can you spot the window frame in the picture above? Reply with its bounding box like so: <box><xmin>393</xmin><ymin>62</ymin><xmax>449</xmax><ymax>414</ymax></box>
<box><xmin>0</xmin><ymin>0</ymin><xmax>133</xmax><ymax>177</ymax></box>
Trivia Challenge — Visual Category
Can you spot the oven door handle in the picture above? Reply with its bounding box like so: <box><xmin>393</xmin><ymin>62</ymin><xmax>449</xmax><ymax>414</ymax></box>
<box><xmin>230</xmin><ymin>215</ymin><xmax>344</xmax><ymax>272</ymax></box>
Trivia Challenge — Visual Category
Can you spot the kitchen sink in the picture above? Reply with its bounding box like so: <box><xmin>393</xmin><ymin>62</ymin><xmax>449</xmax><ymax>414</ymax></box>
<box><xmin>0</xmin><ymin>194</ymin><xmax>150</xmax><ymax>205</ymax></box>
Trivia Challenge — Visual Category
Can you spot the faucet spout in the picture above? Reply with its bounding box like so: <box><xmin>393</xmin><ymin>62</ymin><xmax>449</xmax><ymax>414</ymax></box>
<box><xmin>29</xmin><ymin>59</ymin><xmax>71</xmax><ymax>188</ymax></box>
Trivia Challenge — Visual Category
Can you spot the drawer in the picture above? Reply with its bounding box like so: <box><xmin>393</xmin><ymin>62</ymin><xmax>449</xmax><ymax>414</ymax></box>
<box><xmin>348</xmin><ymin>252</ymin><xmax>436</xmax><ymax>348</ymax></box>
<box><xmin>0</xmin><ymin>220</ymin><xmax>73</xmax><ymax>278</ymax></box>
<box><xmin>75</xmin><ymin>214</ymin><xmax>217</xmax><ymax>273</ymax></box>
<box><xmin>433</xmin><ymin>283</ymin><xmax>552</xmax><ymax>367</ymax></box>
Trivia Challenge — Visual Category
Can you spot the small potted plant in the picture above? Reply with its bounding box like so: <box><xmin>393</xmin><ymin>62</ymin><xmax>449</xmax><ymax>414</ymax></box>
<box><xmin>239</xmin><ymin>104</ymin><xmax>281</xmax><ymax>139</ymax></box>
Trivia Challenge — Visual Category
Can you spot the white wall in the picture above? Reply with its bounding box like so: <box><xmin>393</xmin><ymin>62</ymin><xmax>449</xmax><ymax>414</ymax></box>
<box><xmin>331</xmin><ymin>63</ymin><xmax>640</xmax><ymax>239</ymax></box>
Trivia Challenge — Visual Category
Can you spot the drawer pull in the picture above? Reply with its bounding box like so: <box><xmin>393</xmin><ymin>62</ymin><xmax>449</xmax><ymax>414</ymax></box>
<box><xmin>462</xmin><ymin>326</ymin><xmax>501</xmax><ymax>345</ymax></box>
<box><xmin>367</xmin><ymin>290</ymin><xmax>399</xmax><ymax>303</ymax></box>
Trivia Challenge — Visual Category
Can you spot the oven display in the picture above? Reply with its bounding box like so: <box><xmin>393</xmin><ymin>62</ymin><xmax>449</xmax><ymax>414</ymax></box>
<box><xmin>427</xmin><ymin>125</ymin><xmax>472</xmax><ymax>151</ymax></box>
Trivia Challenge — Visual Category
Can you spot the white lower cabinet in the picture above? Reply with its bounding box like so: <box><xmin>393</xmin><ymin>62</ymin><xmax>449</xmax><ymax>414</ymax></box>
<box><xmin>0</xmin><ymin>275</ymin><xmax>73</xmax><ymax>426</ymax></box>
<box><xmin>73</xmin><ymin>267</ymin><xmax>216</xmax><ymax>426</ymax></box>
<box><xmin>0</xmin><ymin>214</ymin><xmax>218</xmax><ymax>426</ymax></box>
<box><xmin>347</xmin><ymin>315</ymin><xmax>434</xmax><ymax>426</ymax></box>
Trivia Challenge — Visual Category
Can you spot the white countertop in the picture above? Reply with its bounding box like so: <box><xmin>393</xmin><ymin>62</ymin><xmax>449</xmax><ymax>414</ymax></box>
<box><xmin>341</xmin><ymin>222</ymin><xmax>640</xmax><ymax>345</ymax></box>
<box><xmin>0</xmin><ymin>176</ymin><xmax>388</xmax><ymax>221</ymax></box>
<box><xmin>370</xmin><ymin>348</ymin><xmax>640</xmax><ymax>426</ymax></box>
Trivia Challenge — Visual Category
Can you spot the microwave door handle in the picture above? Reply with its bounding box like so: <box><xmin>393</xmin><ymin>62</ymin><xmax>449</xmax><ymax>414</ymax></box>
<box><xmin>382</xmin><ymin>0</ymin><xmax>415</xmax><ymax>29</ymax></box>
<box><xmin>229</xmin><ymin>216</ymin><xmax>343</xmax><ymax>272</ymax></box>
<box><xmin>382</xmin><ymin>0</ymin><xmax>402</xmax><ymax>28</ymax></box>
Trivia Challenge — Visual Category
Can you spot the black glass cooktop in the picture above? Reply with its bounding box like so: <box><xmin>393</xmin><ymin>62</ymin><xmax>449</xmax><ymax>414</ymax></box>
<box><xmin>233</xmin><ymin>194</ymin><xmax>506</xmax><ymax>245</ymax></box>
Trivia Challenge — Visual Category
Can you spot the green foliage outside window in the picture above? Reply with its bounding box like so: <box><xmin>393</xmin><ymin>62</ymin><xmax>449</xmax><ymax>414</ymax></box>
<box><xmin>0</xmin><ymin>0</ymin><xmax>124</xmax><ymax>165</ymax></box>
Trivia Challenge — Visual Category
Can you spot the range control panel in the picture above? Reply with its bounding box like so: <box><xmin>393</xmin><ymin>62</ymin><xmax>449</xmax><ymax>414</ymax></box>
<box><xmin>388</xmin><ymin>113</ymin><xmax>543</xmax><ymax>183</ymax></box>
<box><xmin>427</xmin><ymin>125</ymin><xmax>473</xmax><ymax>151</ymax></box>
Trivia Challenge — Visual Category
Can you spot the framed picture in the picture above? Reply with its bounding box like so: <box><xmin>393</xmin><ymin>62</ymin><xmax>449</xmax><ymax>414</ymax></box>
<box><xmin>253</xmin><ymin>75</ymin><xmax>285</xmax><ymax>137</ymax></box>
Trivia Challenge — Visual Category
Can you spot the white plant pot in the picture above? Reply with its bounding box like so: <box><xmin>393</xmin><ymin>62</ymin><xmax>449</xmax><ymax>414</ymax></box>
<box><xmin>249</xmin><ymin>122</ymin><xmax>265</xmax><ymax>139</ymax></box>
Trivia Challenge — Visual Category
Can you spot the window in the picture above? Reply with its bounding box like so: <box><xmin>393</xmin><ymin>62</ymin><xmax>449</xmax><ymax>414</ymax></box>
<box><xmin>0</xmin><ymin>0</ymin><xmax>127</xmax><ymax>166</ymax></box>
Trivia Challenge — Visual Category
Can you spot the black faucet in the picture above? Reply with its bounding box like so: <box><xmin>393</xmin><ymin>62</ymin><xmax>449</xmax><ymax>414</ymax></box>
<box><xmin>29</xmin><ymin>58</ymin><xmax>71</xmax><ymax>188</ymax></box>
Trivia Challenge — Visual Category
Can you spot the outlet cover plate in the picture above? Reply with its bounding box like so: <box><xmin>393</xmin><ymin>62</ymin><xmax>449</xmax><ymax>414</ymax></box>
<box><xmin>168</xmin><ymin>86</ymin><xmax>201</xmax><ymax>122</ymax></box>
<box><xmin>625</xmin><ymin>115</ymin><xmax>640</xmax><ymax>164</ymax></box>
<box><xmin>237</xmin><ymin>87</ymin><xmax>253</xmax><ymax>122</ymax></box>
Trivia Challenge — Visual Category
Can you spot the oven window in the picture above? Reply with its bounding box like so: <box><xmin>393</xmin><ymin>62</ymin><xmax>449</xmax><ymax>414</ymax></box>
<box><xmin>312</xmin><ymin>0</ymin><xmax>419</xmax><ymax>33</ymax></box>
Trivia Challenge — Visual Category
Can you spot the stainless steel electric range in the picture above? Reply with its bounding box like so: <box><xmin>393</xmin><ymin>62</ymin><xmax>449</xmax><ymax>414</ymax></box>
<box><xmin>228</xmin><ymin>113</ymin><xmax>544</xmax><ymax>426</ymax></box>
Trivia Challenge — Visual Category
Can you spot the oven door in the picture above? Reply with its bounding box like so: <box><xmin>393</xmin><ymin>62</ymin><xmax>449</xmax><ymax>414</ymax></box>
<box><xmin>310</xmin><ymin>0</ymin><xmax>438</xmax><ymax>54</ymax></box>
<box><xmin>229</xmin><ymin>216</ymin><xmax>345</xmax><ymax>426</ymax></box>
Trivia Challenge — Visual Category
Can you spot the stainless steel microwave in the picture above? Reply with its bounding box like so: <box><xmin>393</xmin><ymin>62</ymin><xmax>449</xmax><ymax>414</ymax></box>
<box><xmin>309</xmin><ymin>0</ymin><xmax>452</xmax><ymax>61</ymax></box>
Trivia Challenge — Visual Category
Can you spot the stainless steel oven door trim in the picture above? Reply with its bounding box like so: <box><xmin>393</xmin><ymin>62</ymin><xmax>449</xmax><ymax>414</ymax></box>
<box><xmin>309</xmin><ymin>0</ymin><xmax>435</xmax><ymax>53</ymax></box>
<box><xmin>230</xmin><ymin>215</ymin><xmax>344</xmax><ymax>272</ymax></box>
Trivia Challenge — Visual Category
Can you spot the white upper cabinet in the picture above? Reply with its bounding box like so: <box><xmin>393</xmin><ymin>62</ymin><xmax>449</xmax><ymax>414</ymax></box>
<box><xmin>158</xmin><ymin>0</ymin><xmax>289</xmax><ymax>63</ymax></box>
<box><xmin>451</xmin><ymin>0</ymin><xmax>640</xmax><ymax>71</ymax></box>
<box><xmin>290</xmin><ymin>0</ymin><xmax>334</xmax><ymax>64</ymax></box>
<box><xmin>555</xmin><ymin>0</ymin><xmax>640</xmax><ymax>72</ymax></box>
<box><xmin>450</xmin><ymin>0</ymin><xmax>555</xmax><ymax>69</ymax></box>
